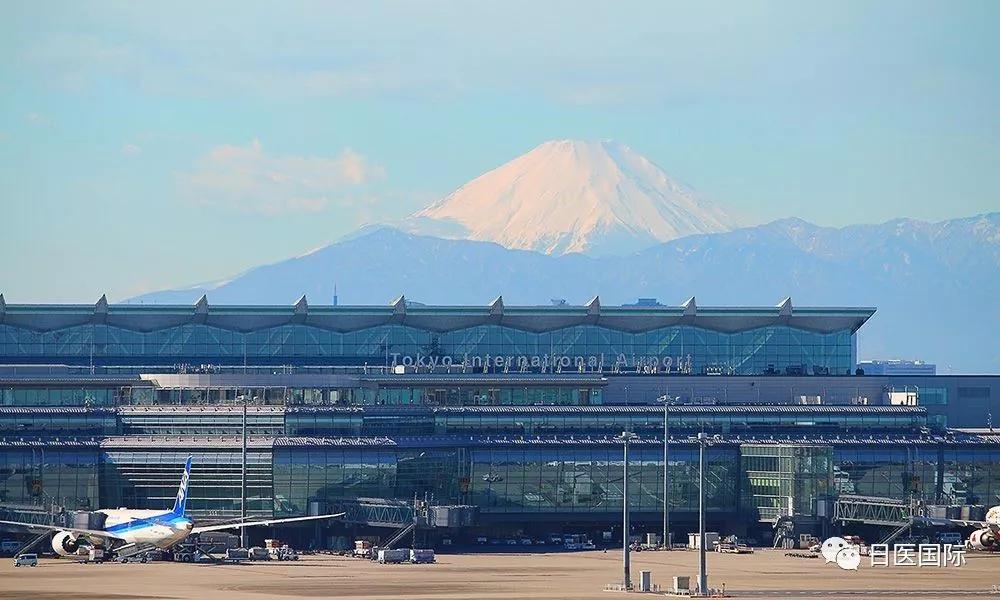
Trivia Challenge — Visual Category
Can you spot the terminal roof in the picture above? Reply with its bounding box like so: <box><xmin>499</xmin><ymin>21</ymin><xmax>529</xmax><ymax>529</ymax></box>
<box><xmin>1</xmin><ymin>298</ymin><xmax>876</xmax><ymax>334</ymax></box>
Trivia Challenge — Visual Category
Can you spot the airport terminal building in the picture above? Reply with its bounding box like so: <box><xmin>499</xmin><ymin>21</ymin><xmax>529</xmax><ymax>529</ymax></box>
<box><xmin>2</xmin><ymin>296</ymin><xmax>999</xmax><ymax>545</ymax></box>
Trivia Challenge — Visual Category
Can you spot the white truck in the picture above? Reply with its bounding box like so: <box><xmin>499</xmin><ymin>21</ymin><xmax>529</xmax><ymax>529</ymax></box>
<box><xmin>410</xmin><ymin>548</ymin><xmax>435</xmax><ymax>564</ymax></box>
<box><xmin>378</xmin><ymin>548</ymin><xmax>409</xmax><ymax>564</ymax></box>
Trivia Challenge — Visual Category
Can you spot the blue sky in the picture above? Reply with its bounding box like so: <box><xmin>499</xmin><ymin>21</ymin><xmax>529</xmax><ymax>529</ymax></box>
<box><xmin>1</xmin><ymin>1</ymin><xmax>997</xmax><ymax>302</ymax></box>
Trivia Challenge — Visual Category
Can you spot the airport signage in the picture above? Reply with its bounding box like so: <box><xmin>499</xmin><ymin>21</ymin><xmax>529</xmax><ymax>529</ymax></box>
<box><xmin>390</xmin><ymin>352</ymin><xmax>695</xmax><ymax>373</ymax></box>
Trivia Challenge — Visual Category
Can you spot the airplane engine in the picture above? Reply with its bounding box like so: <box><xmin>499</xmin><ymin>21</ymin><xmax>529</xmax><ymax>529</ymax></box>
<box><xmin>51</xmin><ymin>531</ymin><xmax>81</xmax><ymax>556</ymax></box>
<box><xmin>968</xmin><ymin>528</ymin><xmax>996</xmax><ymax>551</ymax></box>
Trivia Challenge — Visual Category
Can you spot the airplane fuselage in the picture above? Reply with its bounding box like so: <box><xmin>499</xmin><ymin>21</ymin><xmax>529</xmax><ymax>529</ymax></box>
<box><xmin>97</xmin><ymin>509</ymin><xmax>193</xmax><ymax>548</ymax></box>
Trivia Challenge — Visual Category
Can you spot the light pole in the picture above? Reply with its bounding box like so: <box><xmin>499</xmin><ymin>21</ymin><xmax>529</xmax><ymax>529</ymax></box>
<box><xmin>695</xmin><ymin>432</ymin><xmax>719</xmax><ymax>596</ymax></box>
<box><xmin>239</xmin><ymin>393</ymin><xmax>248</xmax><ymax>548</ymax></box>
<box><xmin>697</xmin><ymin>432</ymin><xmax>707</xmax><ymax>595</ymax></box>
<box><xmin>616</xmin><ymin>430</ymin><xmax>639</xmax><ymax>590</ymax></box>
<box><xmin>657</xmin><ymin>394</ymin><xmax>673</xmax><ymax>549</ymax></box>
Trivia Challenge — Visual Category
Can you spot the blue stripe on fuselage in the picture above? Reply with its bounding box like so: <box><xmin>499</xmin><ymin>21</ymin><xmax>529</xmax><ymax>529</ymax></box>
<box><xmin>104</xmin><ymin>512</ymin><xmax>188</xmax><ymax>535</ymax></box>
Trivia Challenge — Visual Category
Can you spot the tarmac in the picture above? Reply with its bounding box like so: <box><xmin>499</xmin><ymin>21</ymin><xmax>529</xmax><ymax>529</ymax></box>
<box><xmin>1</xmin><ymin>549</ymin><xmax>998</xmax><ymax>600</ymax></box>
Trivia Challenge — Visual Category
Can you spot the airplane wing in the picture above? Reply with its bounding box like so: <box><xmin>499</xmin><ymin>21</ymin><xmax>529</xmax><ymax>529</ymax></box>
<box><xmin>953</xmin><ymin>519</ymin><xmax>988</xmax><ymax>528</ymax></box>
<box><xmin>911</xmin><ymin>516</ymin><xmax>989</xmax><ymax>528</ymax></box>
<box><xmin>0</xmin><ymin>520</ymin><xmax>123</xmax><ymax>541</ymax></box>
<box><xmin>191</xmin><ymin>512</ymin><xmax>345</xmax><ymax>534</ymax></box>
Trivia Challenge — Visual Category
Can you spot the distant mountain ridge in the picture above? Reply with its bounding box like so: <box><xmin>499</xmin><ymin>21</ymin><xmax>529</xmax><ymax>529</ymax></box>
<box><xmin>133</xmin><ymin>212</ymin><xmax>1000</xmax><ymax>374</ymax></box>
<box><xmin>400</xmin><ymin>139</ymin><xmax>740</xmax><ymax>256</ymax></box>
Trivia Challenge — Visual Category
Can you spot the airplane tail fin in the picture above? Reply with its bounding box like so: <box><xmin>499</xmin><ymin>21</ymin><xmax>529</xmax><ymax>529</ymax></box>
<box><xmin>172</xmin><ymin>456</ymin><xmax>193</xmax><ymax>516</ymax></box>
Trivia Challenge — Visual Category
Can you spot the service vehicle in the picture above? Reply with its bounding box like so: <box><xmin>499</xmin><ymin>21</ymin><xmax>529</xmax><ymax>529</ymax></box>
<box><xmin>13</xmin><ymin>553</ymin><xmax>38</xmax><ymax>567</ymax></box>
<box><xmin>378</xmin><ymin>548</ymin><xmax>409</xmax><ymax>564</ymax></box>
<box><xmin>410</xmin><ymin>548</ymin><xmax>435</xmax><ymax>563</ymax></box>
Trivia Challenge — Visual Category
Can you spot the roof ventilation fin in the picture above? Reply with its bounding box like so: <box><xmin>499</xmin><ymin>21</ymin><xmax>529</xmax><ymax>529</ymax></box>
<box><xmin>194</xmin><ymin>295</ymin><xmax>209</xmax><ymax>315</ymax></box>
<box><xmin>490</xmin><ymin>296</ymin><xmax>504</xmax><ymax>317</ymax></box>
<box><xmin>777</xmin><ymin>297</ymin><xmax>793</xmax><ymax>316</ymax></box>
<box><xmin>681</xmin><ymin>296</ymin><xmax>697</xmax><ymax>316</ymax></box>
<box><xmin>391</xmin><ymin>295</ymin><xmax>406</xmax><ymax>316</ymax></box>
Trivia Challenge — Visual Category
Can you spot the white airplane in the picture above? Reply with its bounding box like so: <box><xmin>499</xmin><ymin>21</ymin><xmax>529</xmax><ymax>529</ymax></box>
<box><xmin>966</xmin><ymin>505</ymin><xmax>1000</xmax><ymax>550</ymax></box>
<box><xmin>0</xmin><ymin>457</ymin><xmax>344</xmax><ymax>557</ymax></box>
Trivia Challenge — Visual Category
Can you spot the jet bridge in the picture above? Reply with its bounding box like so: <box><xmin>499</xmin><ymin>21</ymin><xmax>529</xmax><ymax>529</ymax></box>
<box><xmin>833</xmin><ymin>494</ymin><xmax>914</xmax><ymax>527</ymax></box>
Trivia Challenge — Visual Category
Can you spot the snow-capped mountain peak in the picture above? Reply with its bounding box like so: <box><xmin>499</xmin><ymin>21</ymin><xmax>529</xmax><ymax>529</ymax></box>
<box><xmin>401</xmin><ymin>139</ymin><xmax>740</xmax><ymax>256</ymax></box>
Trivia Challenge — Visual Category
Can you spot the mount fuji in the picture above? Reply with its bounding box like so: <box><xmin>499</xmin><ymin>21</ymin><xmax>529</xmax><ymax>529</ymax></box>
<box><xmin>128</xmin><ymin>140</ymin><xmax>1000</xmax><ymax>373</ymax></box>
<box><xmin>400</xmin><ymin>139</ymin><xmax>740</xmax><ymax>256</ymax></box>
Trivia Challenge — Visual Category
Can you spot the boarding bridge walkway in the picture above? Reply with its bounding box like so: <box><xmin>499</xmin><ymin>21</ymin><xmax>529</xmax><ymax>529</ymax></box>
<box><xmin>0</xmin><ymin>503</ymin><xmax>67</xmax><ymax>528</ymax></box>
<box><xmin>833</xmin><ymin>494</ymin><xmax>914</xmax><ymax>527</ymax></box>
<box><xmin>330</xmin><ymin>498</ymin><xmax>416</xmax><ymax>528</ymax></box>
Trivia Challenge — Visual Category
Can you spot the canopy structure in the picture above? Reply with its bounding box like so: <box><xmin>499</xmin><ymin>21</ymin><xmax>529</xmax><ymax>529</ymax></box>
<box><xmin>0</xmin><ymin>296</ymin><xmax>875</xmax><ymax>335</ymax></box>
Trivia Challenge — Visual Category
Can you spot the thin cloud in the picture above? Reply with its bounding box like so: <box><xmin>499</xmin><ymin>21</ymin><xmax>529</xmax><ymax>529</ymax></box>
<box><xmin>177</xmin><ymin>139</ymin><xmax>386</xmax><ymax>215</ymax></box>
<box><xmin>25</xmin><ymin>112</ymin><xmax>51</xmax><ymax>126</ymax></box>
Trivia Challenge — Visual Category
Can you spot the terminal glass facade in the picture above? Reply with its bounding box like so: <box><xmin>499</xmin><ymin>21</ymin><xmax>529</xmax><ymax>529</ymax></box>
<box><xmin>0</xmin><ymin>409</ymin><xmax>117</xmax><ymax>436</ymax></box>
<box><xmin>272</xmin><ymin>448</ymin><xmax>461</xmax><ymax>517</ymax></box>
<box><xmin>272</xmin><ymin>445</ymin><xmax>740</xmax><ymax>517</ymax></box>
<box><xmin>0</xmin><ymin>448</ymin><xmax>100</xmax><ymax>509</ymax></box>
<box><xmin>831</xmin><ymin>446</ymin><xmax>941</xmax><ymax>502</ymax></box>
<box><xmin>374</xmin><ymin>384</ymin><xmax>603</xmax><ymax>406</ymax></box>
<box><xmin>1</xmin><ymin>385</ymin><xmax>121</xmax><ymax>407</ymax></box>
<box><xmin>939</xmin><ymin>447</ymin><xmax>1000</xmax><ymax>506</ymax></box>
<box><xmin>0</xmin><ymin>322</ymin><xmax>854</xmax><ymax>375</ymax></box>
<box><xmin>742</xmin><ymin>445</ymin><xmax>832</xmax><ymax>520</ymax></box>
<box><xmin>101</xmin><ymin>450</ymin><xmax>273</xmax><ymax>517</ymax></box>
<box><xmin>287</xmin><ymin>407</ymin><xmax>926</xmax><ymax>438</ymax></box>
<box><xmin>468</xmin><ymin>446</ymin><xmax>738</xmax><ymax>514</ymax></box>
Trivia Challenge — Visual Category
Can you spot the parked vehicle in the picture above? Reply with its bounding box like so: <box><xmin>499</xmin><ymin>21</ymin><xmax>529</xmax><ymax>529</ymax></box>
<box><xmin>13</xmin><ymin>553</ymin><xmax>38</xmax><ymax>567</ymax></box>
<box><xmin>87</xmin><ymin>548</ymin><xmax>107</xmax><ymax>563</ymax></box>
<box><xmin>225</xmin><ymin>548</ymin><xmax>250</xmax><ymax>563</ymax></box>
<box><xmin>268</xmin><ymin>546</ymin><xmax>299</xmax><ymax>561</ymax></box>
<box><xmin>562</xmin><ymin>533</ymin><xmax>594</xmax><ymax>550</ymax></box>
<box><xmin>378</xmin><ymin>548</ymin><xmax>409</xmax><ymax>564</ymax></box>
<box><xmin>410</xmin><ymin>548</ymin><xmax>435</xmax><ymax>564</ymax></box>
<box><xmin>938</xmin><ymin>532</ymin><xmax>963</xmax><ymax>545</ymax></box>
<box><xmin>248</xmin><ymin>547</ymin><xmax>271</xmax><ymax>561</ymax></box>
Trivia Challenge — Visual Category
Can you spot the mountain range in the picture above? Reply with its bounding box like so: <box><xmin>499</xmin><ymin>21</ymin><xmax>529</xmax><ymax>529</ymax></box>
<box><xmin>132</xmin><ymin>140</ymin><xmax>1000</xmax><ymax>373</ymax></box>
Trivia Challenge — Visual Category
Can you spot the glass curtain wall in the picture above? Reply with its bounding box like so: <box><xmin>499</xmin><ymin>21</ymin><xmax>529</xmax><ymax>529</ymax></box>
<box><xmin>0</xmin><ymin>448</ymin><xmax>100</xmax><ymax>509</ymax></box>
<box><xmin>832</xmin><ymin>446</ymin><xmax>940</xmax><ymax>502</ymax></box>
<box><xmin>468</xmin><ymin>445</ymin><xmax>738</xmax><ymax>514</ymax></box>
<box><xmin>100</xmin><ymin>450</ymin><xmax>273</xmax><ymax>517</ymax></box>
<box><xmin>0</xmin><ymin>322</ymin><xmax>854</xmax><ymax>375</ymax></box>
<box><xmin>272</xmin><ymin>448</ymin><xmax>461</xmax><ymax>517</ymax></box>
